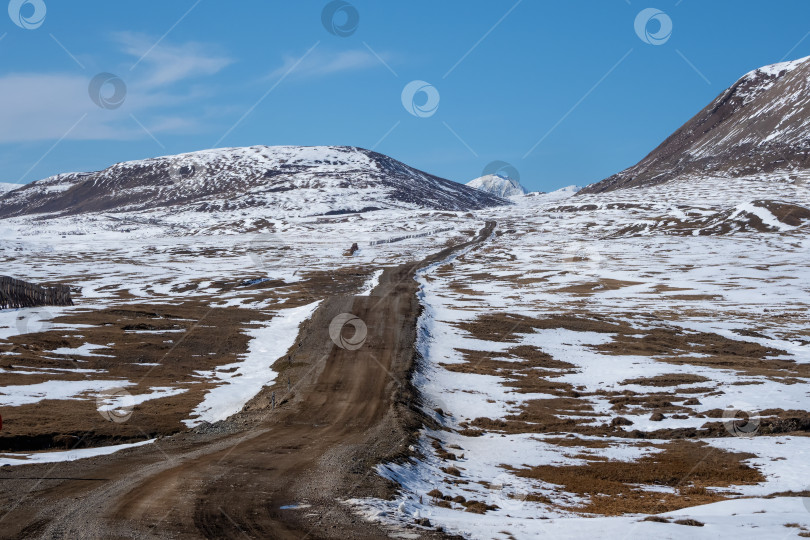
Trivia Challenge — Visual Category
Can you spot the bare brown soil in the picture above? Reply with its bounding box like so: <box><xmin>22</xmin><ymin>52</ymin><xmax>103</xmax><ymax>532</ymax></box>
<box><xmin>512</xmin><ymin>440</ymin><xmax>764</xmax><ymax>515</ymax></box>
<box><xmin>446</xmin><ymin>311</ymin><xmax>810</xmax><ymax>445</ymax></box>
<box><xmin>0</xmin><ymin>222</ymin><xmax>495</xmax><ymax>539</ymax></box>
<box><xmin>609</xmin><ymin>200</ymin><xmax>810</xmax><ymax>237</ymax></box>
<box><xmin>0</xmin><ymin>268</ymin><xmax>373</xmax><ymax>453</ymax></box>
<box><xmin>456</xmin><ymin>309</ymin><xmax>806</xmax><ymax>382</ymax></box>
<box><xmin>620</xmin><ymin>374</ymin><xmax>712</xmax><ymax>387</ymax></box>
<box><xmin>596</xmin><ymin>325</ymin><xmax>809</xmax><ymax>382</ymax></box>
<box><xmin>454</xmin><ymin>312</ymin><xmax>625</xmax><ymax>342</ymax></box>
<box><xmin>551</xmin><ymin>279</ymin><xmax>644</xmax><ymax>296</ymax></box>
<box><xmin>410</xmin><ymin>306</ymin><xmax>809</xmax><ymax>520</ymax></box>
<box><xmin>0</xmin><ymin>300</ymin><xmax>257</xmax><ymax>451</ymax></box>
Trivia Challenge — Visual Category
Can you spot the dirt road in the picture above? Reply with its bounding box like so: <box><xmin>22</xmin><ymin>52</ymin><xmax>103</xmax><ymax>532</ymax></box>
<box><xmin>0</xmin><ymin>221</ymin><xmax>495</xmax><ymax>539</ymax></box>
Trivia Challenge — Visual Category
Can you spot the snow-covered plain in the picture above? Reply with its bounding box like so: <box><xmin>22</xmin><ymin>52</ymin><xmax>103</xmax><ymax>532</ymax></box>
<box><xmin>0</xmin><ymin>198</ymin><xmax>484</xmax><ymax>464</ymax></box>
<box><xmin>1</xmin><ymin>168</ymin><xmax>809</xmax><ymax>537</ymax></box>
<box><xmin>351</xmin><ymin>174</ymin><xmax>810</xmax><ymax>538</ymax></box>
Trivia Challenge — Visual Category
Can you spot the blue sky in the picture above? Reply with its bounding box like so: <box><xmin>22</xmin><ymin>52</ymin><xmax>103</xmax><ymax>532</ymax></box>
<box><xmin>2</xmin><ymin>1</ymin><xmax>810</xmax><ymax>192</ymax></box>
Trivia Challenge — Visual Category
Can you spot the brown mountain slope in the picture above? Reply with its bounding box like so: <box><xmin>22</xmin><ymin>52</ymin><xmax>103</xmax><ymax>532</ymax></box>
<box><xmin>581</xmin><ymin>56</ymin><xmax>810</xmax><ymax>194</ymax></box>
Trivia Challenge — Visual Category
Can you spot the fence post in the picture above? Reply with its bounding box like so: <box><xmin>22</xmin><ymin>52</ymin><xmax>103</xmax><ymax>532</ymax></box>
<box><xmin>0</xmin><ymin>276</ymin><xmax>73</xmax><ymax>309</ymax></box>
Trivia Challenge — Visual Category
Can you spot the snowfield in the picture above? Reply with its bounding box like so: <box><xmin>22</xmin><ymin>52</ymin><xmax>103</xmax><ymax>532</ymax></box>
<box><xmin>349</xmin><ymin>173</ymin><xmax>810</xmax><ymax>538</ymax></box>
<box><xmin>0</xmin><ymin>174</ymin><xmax>503</xmax><ymax>468</ymax></box>
<box><xmin>1</xmin><ymin>166</ymin><xmax>809</xmax><ymax>538</ymax></box>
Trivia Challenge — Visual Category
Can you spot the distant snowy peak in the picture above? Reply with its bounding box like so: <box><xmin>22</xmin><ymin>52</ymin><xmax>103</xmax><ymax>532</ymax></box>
<box><xmin>0</xmin><ymin>183</ymin><xmax>21</xmax><ymax>194</ymax></box>
<box><xmin>466</xmin><ymin>174</ymin><xmax>527</xmax><ymax>198</ymax></box>
<box><xmin>0</xmin><ymin>146</ymin><xmax>507</xmax><ymax>219</ymax></box>
<box><xmin>581</xmin><ymin>55</ymin><xmax>810</xmax><ymax>194</ymax></box>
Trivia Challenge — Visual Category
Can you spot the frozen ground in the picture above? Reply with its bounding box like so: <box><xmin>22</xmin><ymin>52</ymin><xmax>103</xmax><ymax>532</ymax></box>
<box><xmin>0</xmin><ymin>203</ymin><xmax>485</xmax><ymax>454</ymax></box>
<box><xmin>1</xmin><ymin>172</ymin><xmax>809</xmax><ymax>537</ymax></box>
<box><xmin>351</xmin><ymin>174</ymin><xmax>810</xmax><ymax>538</ymax></box>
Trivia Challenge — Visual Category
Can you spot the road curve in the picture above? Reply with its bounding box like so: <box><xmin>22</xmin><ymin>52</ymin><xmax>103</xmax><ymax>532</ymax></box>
<box><xmin>0</xmin><ymin>220</ymin><xmax>495</xmax><ymax>540</ymax></box>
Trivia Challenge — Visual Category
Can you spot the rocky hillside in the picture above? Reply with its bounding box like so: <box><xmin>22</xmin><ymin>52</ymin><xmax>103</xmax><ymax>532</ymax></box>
<box><xmin>0</xmin><ymin>146</ymin><xmax>507</xmax><ymax>219</ymax></box>
<box><xmin>581</xmin><ymin>56</ymin><xmax>810</xmax><ymax>194</ymax></box>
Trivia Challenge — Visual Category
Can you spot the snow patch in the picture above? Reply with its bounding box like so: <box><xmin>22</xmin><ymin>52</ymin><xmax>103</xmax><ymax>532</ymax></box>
<box><xmin>184</xmin><ymin>301</ymin><xmax>321</xmax><ymax>427</ymax></box>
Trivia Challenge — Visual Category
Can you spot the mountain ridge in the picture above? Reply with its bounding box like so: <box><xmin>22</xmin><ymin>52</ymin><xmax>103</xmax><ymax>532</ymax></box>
<box><xmin>0</xmin><ymin>146</ymin><xmax>508</xmax><ymax>219</ymax></box>
<box><xmin>581</xmin><ymin>55</ymin><xmax>810</xmax><ymax>194</ymax></box>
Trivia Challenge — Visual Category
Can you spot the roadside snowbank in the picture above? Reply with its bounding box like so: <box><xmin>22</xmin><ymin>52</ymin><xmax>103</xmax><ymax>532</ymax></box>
<box><xmin>183</xmin><ymin>301</ymin><xmax>320</xmax><ymax>427</ymax></box>
<box><xmin>0</xmin><ymin>439</ymin><xmax>155</xmax><ymax>467</ymax></box>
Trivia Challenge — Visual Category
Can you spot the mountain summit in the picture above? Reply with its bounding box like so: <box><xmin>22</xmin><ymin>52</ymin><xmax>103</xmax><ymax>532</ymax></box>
<box><xmin>581</xmin><ymin>56</ymin><xmax>810</xmax><ymax>194</ymax></box>
<box><xmin>0</xmin><ymin>146</ymin><xmax>507</xmax><ymax>219</ymax></box>
<box><xmin>466</xmin><ymin>174</ymin><xmax>527</xmax><ymax>198</ymax></box>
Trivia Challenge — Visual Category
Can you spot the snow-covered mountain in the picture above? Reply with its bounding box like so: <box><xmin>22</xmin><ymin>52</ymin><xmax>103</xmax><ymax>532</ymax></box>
<box><xmin>0</xmin><ymin>183</ymin><xmax>21</xmax><ymax>194</ymax></box>
<box><xmin>466</xmin><ymin>174</ymin><xmax>527</xmax><ymax>198</ymax></box>
<box><xmin>582</xmin><ymin>56</ymin><xmax>810</xmax><ymax>193</ymax></box>
<box><xmin>0</xmin><ymin>146</ymin><xmax>507</xmax><ymax>220</ymax></box>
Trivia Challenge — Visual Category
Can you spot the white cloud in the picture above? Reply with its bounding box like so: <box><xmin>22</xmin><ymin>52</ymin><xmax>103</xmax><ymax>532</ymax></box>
<box><xmin>0</xmin><ymin>72</ymin><xmax>210</xmax><ymax>144</ymax></box>
<box><xmin>0</xmin><ymin>73</ymin><xmax>116</xmax><ymax>143</ymax></box>
<box><xmin>268</xmin><ymin>48</ymin><xmax>392</xmax><ymax>80</ymax></box>
<box><xmin>113</xmin><ymin>31</ymin><xmax>233</xmax><ymax>88</ymax></box>
<box><xmin>0</xmin><ymin>34</ymin><xmax>233</xmax><ymax>144</ymax></box>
